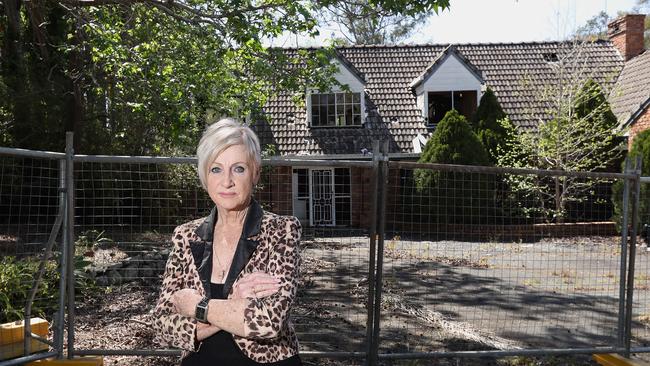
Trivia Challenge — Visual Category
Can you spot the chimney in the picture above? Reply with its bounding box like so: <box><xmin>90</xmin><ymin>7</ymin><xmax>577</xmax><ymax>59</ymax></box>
<box><xmin>608</xmin><ymin>14</ymin><xmax>646</xmax><ymax>61</ymax></box>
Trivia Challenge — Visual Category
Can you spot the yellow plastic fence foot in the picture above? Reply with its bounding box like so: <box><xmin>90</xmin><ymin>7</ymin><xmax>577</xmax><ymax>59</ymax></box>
<box><xmin>0</xmin><ymin>318</ymin><xmax>49</xmax><ymax>345</ymax></box>
<box><xmin>0</xmin><ymin>318</ymin><xmax>50</xmax><ymax>361</ymax></box>
<box><xmin>593</xmin><ymin>353</ymin><xmax>650</xmax><ymax>366</ymax></box>
<box><xmin>26</xmin><ymin>357</ymin><xmax>104</xmax><ymax>366</ymax></box>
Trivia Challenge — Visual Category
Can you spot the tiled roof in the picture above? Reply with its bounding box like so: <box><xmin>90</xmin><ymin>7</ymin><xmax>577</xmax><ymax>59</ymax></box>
<box><xmin>610</xmin><ymin>50</ymin><xmax>650</xmax><ymax>128</ymax></box>
<box><xmin>254</xmin><ymin>41</ymin><xmax>623</xmax><ymax>156</ymax></box>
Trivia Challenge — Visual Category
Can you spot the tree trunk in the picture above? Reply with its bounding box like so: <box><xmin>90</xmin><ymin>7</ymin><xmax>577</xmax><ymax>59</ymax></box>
<box><xmin>3</xmin><ymin>0</ymin><xmax>32</xmax><ymax>147</ymax></box>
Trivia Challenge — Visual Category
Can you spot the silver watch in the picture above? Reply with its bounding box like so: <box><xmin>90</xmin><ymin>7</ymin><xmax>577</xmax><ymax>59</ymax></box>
<box><xmin>195</xmin><ymin>296</ymin><xmax>210</xmax><ymax>323</ymax></box>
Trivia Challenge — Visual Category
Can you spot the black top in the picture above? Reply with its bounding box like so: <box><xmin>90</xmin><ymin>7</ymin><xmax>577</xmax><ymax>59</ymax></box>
<box><xmin>180</xmin><ymin>283</ymin><xmax>302</xmax><ymax>366</ymax></box>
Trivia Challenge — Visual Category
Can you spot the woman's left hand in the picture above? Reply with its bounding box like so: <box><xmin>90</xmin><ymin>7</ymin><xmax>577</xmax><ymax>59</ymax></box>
<box><xmin>171</xmin><ymin>288</ymin><xmax>202</xmax><ymax>318</ymax></box>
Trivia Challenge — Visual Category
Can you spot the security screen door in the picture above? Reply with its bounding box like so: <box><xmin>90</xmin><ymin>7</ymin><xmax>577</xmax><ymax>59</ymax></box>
<box><xmin>310</xmin><ymin>169</ymin><xmax>335</xmax><ymax>226</ymax></box>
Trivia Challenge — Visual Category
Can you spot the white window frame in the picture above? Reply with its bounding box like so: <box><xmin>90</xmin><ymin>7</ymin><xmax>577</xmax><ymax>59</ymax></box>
<box><xmin>424</xmin><ymin>89</ymin><xmax>481</xmax><ymax>125</ymax></box>
<box><xmin>291</xmin><ymin>167</ymin><xmax>352</xmax><ymax>227</ymax></box>
<box><xmin>307</xmin><ymin>90</ymin><xmax>365</xmax><ymax>128</ymax></box>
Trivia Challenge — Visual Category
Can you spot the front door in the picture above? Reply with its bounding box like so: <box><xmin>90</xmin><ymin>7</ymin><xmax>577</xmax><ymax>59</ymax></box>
<box><xmin>310</xmin><ymin>169</ymin><xmax>335</xmax><ymax>226</ymax></box>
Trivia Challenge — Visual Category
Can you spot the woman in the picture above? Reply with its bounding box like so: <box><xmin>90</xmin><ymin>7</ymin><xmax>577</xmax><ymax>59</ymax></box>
<box><xmin>152</xmin><ymin>118</ymin><xmax>302</xmax><ymax>365</ymax></box>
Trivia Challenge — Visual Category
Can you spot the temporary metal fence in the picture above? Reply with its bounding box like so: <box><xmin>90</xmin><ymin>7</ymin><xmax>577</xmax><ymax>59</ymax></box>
<box><xmin>0</xmin><ymin>136</ymin><xmax>647</xmax><ymax>366</ymax></box>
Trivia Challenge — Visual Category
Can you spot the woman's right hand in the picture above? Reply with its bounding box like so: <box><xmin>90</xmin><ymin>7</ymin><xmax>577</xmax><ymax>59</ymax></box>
<box><xmin>231</xmin><ymin>271</ymin><xmax>281</xmax><ymax>299</ymax></box>
<box><xmin>196</xmin><ymin>322</ymin><xmax>221</xmax><ymax>341</ymax></box>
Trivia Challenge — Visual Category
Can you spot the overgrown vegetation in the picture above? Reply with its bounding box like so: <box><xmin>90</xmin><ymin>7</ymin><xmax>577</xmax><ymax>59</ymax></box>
<box><xmin>497</xmin><ymin>77</ymin><xmax>621</xmax><ymax>222</ymax></box>
<box><xmin>0</xmin><ymin>256</ymin><xmax>59</xmax><ymax>323</ymax></box>
<box><xmin>471</xmin><ymin>87</ymin><xmax>509</xmax><ymax>164</ymax></box>
<box><xmin>612</xmin><ymin>129</ymin><xmax>650</xmax><ymax>232</ymax></box>
<box><xmin>413</xmin><ymin>109</ymin><xmax>495</xmax><ymax>225</ymax></box>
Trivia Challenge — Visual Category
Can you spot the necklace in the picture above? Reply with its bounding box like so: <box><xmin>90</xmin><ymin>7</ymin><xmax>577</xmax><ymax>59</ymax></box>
<box><xmin>213</xmin><ymin>244</ymin><xmax>231</xmax><ymax>282</ymax></box>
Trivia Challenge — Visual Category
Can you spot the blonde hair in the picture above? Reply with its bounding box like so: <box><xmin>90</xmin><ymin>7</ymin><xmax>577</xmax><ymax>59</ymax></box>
<box><xmin>196</xmin><ymin>118</ymin><xmax>261</xmax><ymax>190</ymax></box>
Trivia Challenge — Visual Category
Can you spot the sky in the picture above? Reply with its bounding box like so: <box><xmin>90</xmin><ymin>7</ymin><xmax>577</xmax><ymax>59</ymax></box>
<box><xmin>267</xmin><ymin>0</ymin><xmax>643</xmax><ymax>47</ymax></box>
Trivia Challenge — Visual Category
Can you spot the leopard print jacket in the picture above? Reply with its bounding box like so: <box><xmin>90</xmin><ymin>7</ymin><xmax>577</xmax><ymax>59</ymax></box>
<box><xmin>152</xmin><ymin>200</ymin><xmax>302</xmax><ymax>363</ymax></box>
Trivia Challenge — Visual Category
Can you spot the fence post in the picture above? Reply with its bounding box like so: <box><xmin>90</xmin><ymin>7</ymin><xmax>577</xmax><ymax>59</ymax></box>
<box><xmin>65</xmin><ymin>132</ymin><xmax>76</xmax><ymax>359</ymax></box>
<box><xmin>624</xmin><ymin>156</ymin><xmax>643</xmax><ymax>357</ymax></box>
<box><xmin>618</xmin><ymin>158</ymin><xmax>632</xmax><ymax>349</ymax></box>
<box><xmin>365</xmin><ymin>141</ymin><xmax>381</xmax><ymax>366</ymax></box>
<box><xmin>55</xmin><ymin>159</ymin><xmax>68</xmax><ymax>359</ymax></box>
<box><xmin>370</xmin><ymin>141</ymin><xmax>389</xmax><ymax>366</ymax></box>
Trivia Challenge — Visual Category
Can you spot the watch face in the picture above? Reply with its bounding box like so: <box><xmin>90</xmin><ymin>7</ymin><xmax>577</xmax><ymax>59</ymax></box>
<box><xmin>196</xmin><ymin>298</ymin><xmax>209</xmax><ymax>322</ymax></box>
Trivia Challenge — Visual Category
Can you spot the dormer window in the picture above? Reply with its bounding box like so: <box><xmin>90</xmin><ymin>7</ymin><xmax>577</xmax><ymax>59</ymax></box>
<box><xmin>310</xmin><ymin>92</ymin><xmax>362</xmax><ymax>127</ymax></box>
<box><xmin>543</xmin><ymin>52</ymin><xmax>559</xmax><ymax>62</ymax></box>
<box><xmin>427</xmin><ymin>90</ymin><xmax>477</xmax><ymax>125</ymax></box>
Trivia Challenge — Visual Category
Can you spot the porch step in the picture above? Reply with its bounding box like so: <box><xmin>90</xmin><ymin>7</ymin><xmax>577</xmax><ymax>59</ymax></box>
<box><xmin>593</xmin><ymin>353</ymin><xmax>650</xmax><ymax>366</ymax></box>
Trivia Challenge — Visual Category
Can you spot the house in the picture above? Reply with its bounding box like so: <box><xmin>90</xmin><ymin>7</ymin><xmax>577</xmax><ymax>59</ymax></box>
<box><xmin>253</xmin><ymin>14</ymin><xmax>646</xmax><ymax>228</ymax></box>
<box><xmin>608</xmin><ymin>14</ymin><xmax>650</xmax><ymax>149</ymax></box>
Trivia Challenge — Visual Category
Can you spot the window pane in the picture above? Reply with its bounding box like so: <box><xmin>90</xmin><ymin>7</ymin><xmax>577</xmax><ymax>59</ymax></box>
<box><xmin>327</xmin><ymin>93</ymin><xmax>335</xmax><ymax>105</ymax></box>
<box><xmin>345</xmin><ymin>93</ymin><xmax>352</xmax><ymax>103</ymax></box>
<box><xmin>311</xmin><ymin>94</ymin><xmax>320</xmax><ymax>105</ymax></box>
<box><xmin>428</xmin><ymin>91</ymin><xmax>453</xmax><ymax>124</ymax></box>
<box><xmin>353</xmin><ymin>93</ymin><xmax>360</xmax><ymax>103</ymax></box>
<box><xmin>320</xmin><ymin>106</ymin><xmax>328</xmax><ymax>124</ymax></box>
<box><xmin>327</xmin><ymin>114</ymin><xmax>335</xmax><ymax>125</ymax></box>
<box><xmin>353</xmin><ymin>115</ymin><xmax>361</xmax><ymax>125</ymax></box>
<box><xmin>335</xmin><ymin>197</ymin><xmax>351</xmax><ymax>226</ymax></box>
<box><xmin>311</xmin><ymin>106</ymin><xmax>320</xmax><ymax>125</ymax></box>
<box><xmin>453</xmin><ymin>90</ymin><xmax>477</xmax><ymax>120</ymax></box>
<box><xmin>353</xmin><ymin>104</ymin><xmax>360</xmax><ymax>114</ymax></box>
<box><xmin>320</xmin><ymin>94</ymin><xmax>328</xmax><ymax>104</ymax></box>
<box><xmin>334</xmin><ymin>168</ymin><xmax>350</xmax><ymax>195</ymax></box>
<box><xmin>345</xmin><ymin>105</ymin><xmax>353</xmax><ymax>125</ymax></box>
<box><xmin>328</xmin><ymin>105</ymin><xmax>335</xmax><ymax>117</ymax></box>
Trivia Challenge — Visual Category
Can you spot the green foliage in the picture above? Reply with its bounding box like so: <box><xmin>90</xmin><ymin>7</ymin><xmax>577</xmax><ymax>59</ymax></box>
<box><xmin>414</xmin><ymin>110</ymin><xmax>494</xmax><ymax>224</ymax></box>
<box><xmin>0</xmin><ymin>256</ymin><xmax>59</xmax><ymax>323</ymax></box>
<box><xmin>318</xmin><ymin>0</ymin><xmax>446</xmax><ymax>44</ymax></box>
<box><xmin>472</xmin><ymin>87</ymin><xmax>508</xmax><ymax>163</ymax></box>
<box><xmin>1</xmin><ymin>0</ymin><xmax>449</xmax><ymax>155</ymax></box>
<box><xmin>612</xmin><ymin>129</ymin><xmax>650</xmax><ymax>232</ymax></box>
<box><xmin>497</xmin><ymin>79</ymin><xmax>621</xmax><ymax>222</ymax></box>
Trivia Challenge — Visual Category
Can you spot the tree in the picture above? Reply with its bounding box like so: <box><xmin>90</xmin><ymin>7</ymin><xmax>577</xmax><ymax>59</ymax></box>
<box><xmin>576</xmin><ymin>11</ymin><xmax>610</xmax><ymax>40</ymax></box>
<box><xmin>0</xmin><ymin>0</ymin><xmax>451</xmax><ymax>154</ymax></box>
<box><xmin>497</xmin><ymin>77</ymin><xmax>621</xmax><ymax>222</ymax></box>
<box><xmin>471</xmin><ymin>87</ymin><xmax>508</xmax><ymax>163</ymax></box>
<box><xmin>317</xmin><ymin>0</ymin><xmax>449</xmax><ymax>45</ymax></box>
<box><xmin>414</xmin><ymin>109</ymin><xmax>492</xmax><ymax>224</ymax></box>
<box><xmin>612</xmin><ymin>129</ymin><xmax>650</xmax><ymax>233</ymax></box>
<box><xmin>577</xmin><ymin>2</ymin><xmax>649</xmax><ymax>47</ymax></box>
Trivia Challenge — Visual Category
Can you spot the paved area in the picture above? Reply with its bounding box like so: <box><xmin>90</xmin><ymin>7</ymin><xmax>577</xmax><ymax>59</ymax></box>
<box><xmin>296</xmin><ymin>235</ymin><xmax>650</xmax><ymax>355</ymax></box>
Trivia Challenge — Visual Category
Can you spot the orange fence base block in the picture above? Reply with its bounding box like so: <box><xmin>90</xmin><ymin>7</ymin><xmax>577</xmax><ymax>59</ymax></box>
<box><xmin>593</xmin><ymin>353</ymin><xmax>650</xmax><ymax>366</ymax></box>
<box><xmin>0</xmin><ymin>318</ymin><xmax>49</xmax><ymax>345</ymax></box>
<box><xmin>26</xmin><ymin>357</ymin><xmax>104</xmax><ymax>366</ymax></box>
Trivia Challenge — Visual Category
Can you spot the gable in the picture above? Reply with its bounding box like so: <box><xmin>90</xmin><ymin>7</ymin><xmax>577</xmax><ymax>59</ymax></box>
<box><xmin>413</xmin><ymin>52</ymin><xmax>484</xmax><ymax>94</ymax></box>
<box><xmin>329</xmin><ymin>58</ymin><xmax>366</xmax><ymax>92</ymax></box>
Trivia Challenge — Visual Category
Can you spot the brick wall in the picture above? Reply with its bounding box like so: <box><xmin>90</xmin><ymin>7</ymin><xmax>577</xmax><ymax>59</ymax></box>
<box><xmin>257</xmin><ymin>165</ymin><xmax>293</xmax><ymax>216</ymax></box>
<box><xmin>628</xmin><ymin>104</ymin><xmax>650</xmax><ymax>149</ymax></box>
<box><xmin>350</xmin><ymin>167</ymin><xmax>372</xmax><ymax>229</ymax></box>
<box><xmin>608</xmin><ymin>14</ymin><xmax>646</xmax><ymax>61</ymax></box>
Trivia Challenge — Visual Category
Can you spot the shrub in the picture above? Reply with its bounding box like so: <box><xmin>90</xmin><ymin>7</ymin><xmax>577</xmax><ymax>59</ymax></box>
<box><xmin>0</xmin><ymin>256</ymin><xmax>59</xmax><ymax>323</ymax></box>
<box><xmin>612</xmin><ymin>129</ymin><xmax>650</xmax><ymax>233</ymax></box>
<box><xmin>472</xmin><ymin>87</ymin><xmax>507</xmax><ymax>163</ymax></box>
<box><xmin>414</xmin><ymin>110</ymin><xmax>494</xmax><ymax>225</ymax></box>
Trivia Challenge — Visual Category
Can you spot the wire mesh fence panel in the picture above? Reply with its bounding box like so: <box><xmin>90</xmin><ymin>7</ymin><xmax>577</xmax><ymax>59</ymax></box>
<box><xmin>379</xmin><ymin>163</ymin><xmax>629</xmax><ymax>354</ymax></box>
<box><xmin>71</xmin><ymin>159</ymin><xmax>372</xmax><ymax>357</ymax></box>
<box><xmin>631</xmin><ymin>179</ymin><xmax>650</xmax><ymax>349</ymax></box>
<box><xmin>0</xmin><ymin>154</ymin><xmax>62</xmax><ymax>335</ymax></box>
<box><xmin>72</xmin><ymin>159</ymin><xmax>212</xmax><ymax>358</ymax></box>
<box><xmin>257</xmin><ymin>164</ymin><xmax>371</xmax><ymax>354</ymax></box>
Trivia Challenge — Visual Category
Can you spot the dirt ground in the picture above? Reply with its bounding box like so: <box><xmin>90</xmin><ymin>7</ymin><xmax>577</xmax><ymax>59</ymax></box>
<box><xmin>65</xmin><ymin>235</ymin><xmax>650</xmax><ymax>365</ymax></box>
